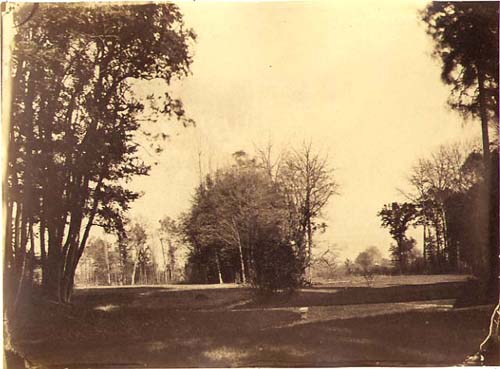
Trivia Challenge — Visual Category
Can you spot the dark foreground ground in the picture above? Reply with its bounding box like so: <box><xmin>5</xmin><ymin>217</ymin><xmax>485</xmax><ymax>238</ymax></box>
<box><xmin>10</xmin><ymin>275</ymin><xmax>495</xmax><ymax>367</ymax></box>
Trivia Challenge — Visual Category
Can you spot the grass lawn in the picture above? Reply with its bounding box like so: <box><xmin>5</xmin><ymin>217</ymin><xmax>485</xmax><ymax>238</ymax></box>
<box><xmin>11</xmin><ymin>275</ymin><xmax>495</xmax><ymax>367</ymax></box>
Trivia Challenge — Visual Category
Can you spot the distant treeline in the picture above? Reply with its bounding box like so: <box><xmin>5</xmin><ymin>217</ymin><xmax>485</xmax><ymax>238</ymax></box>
<box><xmin>74</xmin><ymin>217</ymin><xmax>185</xmax><ymax>286</ymax></box>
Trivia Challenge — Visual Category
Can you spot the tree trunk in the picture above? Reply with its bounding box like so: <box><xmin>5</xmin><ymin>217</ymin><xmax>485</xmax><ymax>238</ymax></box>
<box><xmin>237</xmin><ymin>240</ymin><xmax>246</xmax><ymax>284</ymax></box>
<box><xmin>231</xmin><ymin>218</ymin><xmax>247</xmax><ymax>283</ymax></box>
<box><xmin>39</xmin><ymin>219</ymin><xmax>47</xmax><ymax>281</ymax></box>
<box><xmin>215</xmin><ymin>250</ymin><xmax>223</xmax><ymax>284</ymax></box>
<box><xmin>433</xmin><ymin>214</ymin><xmax>442</xmax><ymax>272</ymax></box>
<box><xmin>44</xmin><ymin>252</ymin><xmax>62</xmax><ymax>301</ymax></box>
<box><xmin>4</xmin><ymin>200</ymin><xmax>14</xmax><ymax>277</ymax></box>
<box><xmin>472</xmin><ymin>64</ymin><xmax>499</xmax><ymax>362</ymax></box>
<box><xmin>423</xmin><ymin>221</ymin><xmax>427</xmax><ymax>268</ymax></box>
<box><xmin>60</xmin><ymin>179</ymin><xmax>102</xmax><ymax>301</ymax></box>
<box><xmin>104</xmin><ymin>241</ymin><xmax>111</xmax><ymax>285</ymax></box>
<box><xmin>61</xmin><ymin>267</ymin><xmax>76</xmax><ymax>303</ymax></box>
<box><xmin>160</xmin><ymin>238</ymin><xmax>168</xmax><ymax>282</ymax></box>
<box><xmin>477</xmin><ymin>64</ymin><xmax>491</xmax><ymax>171</ymax></box>
<box><xmin>131</xmin><ymin>259</ymin><xmax>138</xmax><ymax>285</ymax></box>
<box><xmin>12</xmin><ymin>244</ymin><xmax>28</xmax><ymax>316</ymax></box>
<box><xmin>397</xmin><ymin>236</ymin><xmax>404</xmax><ymax>274</ymax></box>
<box><xmin>440</xmin><ymin>206</ymin><xmax>449</xmax><ymax>268</ymax></box>
<box><xmin>27</xmin><ymin>222</ymin><xmax>36</xmax><ymax>285</ymax></box>
<box><xmin>307</xmin><ymin>218</ymin><xmax>313</xmax><ymax>283</ymax></box>
<box><xmin>13</xmin><ymin>202</ymin><xmax>22</xmax><ymax>269</ymax></box>
<box><xmin>4</xmin><ymin>200</ymin><xmax>15</xmax><ymax>309</ymax></box>
<box><xmin>477</xmin><ymin>63</ymin><xmax>497</xmax><ymax>301</ymax></box>
<box><xmin>43</xmin><ymin>202</ymin><xmax>67</xmax><ymax>300</ymax></box>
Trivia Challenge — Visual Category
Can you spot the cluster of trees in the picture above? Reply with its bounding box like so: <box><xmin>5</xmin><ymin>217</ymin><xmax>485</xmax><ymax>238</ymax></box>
<box><xmin>378</xmin><ymin>0</ymin><xmax>498</xmax><ymax>289</ymax></box>
<box><xmin>374</xmin><ymin>2</ymin><xmax>498</xmax><ymax>301</ymax></box>
<box><xmin>181</xmin><ymin>145</ymin><xmax>337</xmax><ymax>292</ymax></box>
<box><xmin>376</xmin><ymin>15</ymin><xmax>499</xmax><ymax>359</ymax></box>
<box><xmin>407</xmin><ymin>144</ymin><xmax>497</xmax><ymax>276</ymax></box>
<box><xmin>75</xmin><ymin>217</ymin><xmax>184</xmax><ymax>286</ymax></box>
<box><xmin>421</xmin><ymin>1</ymin><xmax>498</xmax><ymax>294</ymax></box>
<box><xmin>4</xmin><ymin>3</ymin><xmax>195</xmax><ymax>306</ymax></box>
<box><xmin>76</xmin><ymin>238</ymin><xmax>121</xmax><ymax>286</ymax></box>
<box><xmin>422</xmin><ymin>3</ymin><xmax>499</xmax><ymax>358</ymax></box>
<box><xmin>378</xmin><ymin>143</ymin><xmax>498</xmax><ymax>276</ymax></box>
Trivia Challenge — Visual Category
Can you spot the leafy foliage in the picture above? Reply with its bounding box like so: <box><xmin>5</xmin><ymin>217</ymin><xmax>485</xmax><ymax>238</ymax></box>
<box><xmin>183</xmin><ymin>155</ymin><xmax>302</xmax><ymax>292</ymax></box>
<box><xmin>354</xmin><ymin>246</ymin><xmax>384</xmax><ymax>286</ymax></box>
<box><xmin>421</xmin><ymin>2</ymin><xmax>498</xmax><ymax>120</ymax></box>
<box><xmin>378</xmin><ymin>202</ymin><xmax>417</xmax><ymax>273</ymax></box>
<box><xmin>5</xmin><ymin>3</ymin><xmax>195</xmax><ymax>303</ymax></box>
<box><xmin>182</xmin><ymin>145</ymin><xmax>337</xmax><ymax>292</ymax></box>
<box><xmin>158</xmin><ymin>216</ymin><xmax>183</xmax><ymax>282</ymax></box>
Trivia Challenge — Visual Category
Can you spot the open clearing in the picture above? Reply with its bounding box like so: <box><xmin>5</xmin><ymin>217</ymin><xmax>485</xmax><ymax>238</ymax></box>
<box><xmin>13</xmin><ymin>275</ymin><xmax>493</xmax><ymax>367</ymax></box>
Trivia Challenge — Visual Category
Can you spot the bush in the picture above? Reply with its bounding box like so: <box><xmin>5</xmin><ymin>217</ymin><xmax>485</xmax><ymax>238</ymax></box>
<box><xmin>251</xmin><ymin>238</ymin><xmax>301</xmax><ymax>294</ymax></box>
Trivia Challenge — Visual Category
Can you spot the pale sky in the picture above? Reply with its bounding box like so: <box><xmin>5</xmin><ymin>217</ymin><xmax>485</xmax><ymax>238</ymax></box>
<box><xmin>123</xmin><ymin>0</ymin><xmax>481</xmax><ymax>260</ymax></box>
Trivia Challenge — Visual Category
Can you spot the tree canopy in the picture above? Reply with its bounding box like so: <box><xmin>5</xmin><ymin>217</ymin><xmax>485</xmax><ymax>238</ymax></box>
<box><xmin>5</xmin><ymin>3</ymin><xmax>196</xmax><ymax>304</ymax></box>
<box><xmin>421</xmin><ymin>2</ymin><xmax>498</xmax><ymax>165</ymax></box>
<box><xmin>182</xmin><ymin>146</ymin><xmax>337</xmax><ymax>291</ymax></box>
<box><xmin>421</xmin><ymin>2</ymin><xmax>498</xmax><ymax>120</ymax></box>
<box><xmin>378</xmin><ymin>202</ymin><xmax>417</xmax><ymax>273</ymax></box>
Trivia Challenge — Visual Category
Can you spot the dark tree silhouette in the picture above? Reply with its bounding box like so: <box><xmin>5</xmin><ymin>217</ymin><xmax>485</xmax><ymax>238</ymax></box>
<box><xmin>422</xmin><ymin>2</ymin><xmax>498</xmax><ymax>167</ymax></box>
<box><xmin>378</xmin><ymin>202</ymin><xmax>417</xmax><ymax>274</ymax></box>
<box><xmin>4</xmin><ymin>3</ymin><xmax>195</xmax><ymax>305</ymax></box>
<box><xmin>422</xmin><ymin>4</ymin><xmax>499</xmax><ymax>359</ymax></box>
<box><xmin>182</xmin><ymin>154</ymin><xmax>302</xmax><ymax>291</ymax></box>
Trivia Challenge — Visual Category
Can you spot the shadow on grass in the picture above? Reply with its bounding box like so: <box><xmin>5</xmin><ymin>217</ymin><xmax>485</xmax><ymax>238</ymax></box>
<box><xmin>71</xmin><ymin>286</ymin><xmax>252</xmax><ymax>312</ymax></box>
<box><xmin>71</xmin><ymin>279</ymin><xmax>471</xmax><ymax>311</ymax></box>
<box><xmin>243</xmin><ymin>281</ymin><xmax>469</xmax><ymax>309</ymax></box>
<box><xmin>233</xmin><ymin>307</ymin><xmax>491</xmax><ymax>367</ymax></box>
<box><xmin>19</xmin><ymin>303</ymin><xmax>492</xmax><ymax>367</ymax></box>
<box><xmin>13</xmin><ymin>278</ymin><xmax>493</xmax><ymax>367</ymax></box>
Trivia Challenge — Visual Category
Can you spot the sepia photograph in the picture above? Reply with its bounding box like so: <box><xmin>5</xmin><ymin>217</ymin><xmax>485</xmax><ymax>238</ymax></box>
<box><xmin>1</xmin><ymin>0</ymin><xmax>499</xmax><ymax>367</ymax></box>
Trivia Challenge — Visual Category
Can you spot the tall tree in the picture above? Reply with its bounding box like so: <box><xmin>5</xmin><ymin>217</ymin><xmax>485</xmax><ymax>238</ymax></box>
<box><xmin>158</xmin><ymin>216</ymin><xmax>181</xmax><ymax>282</ymax></box>
<box><xmin>405</xmin><ymin>143</ymin><xmax>477</xmax><ymax>272</ymax></box>
<box><xmin>422</xmin><ymin>2</ymin><xmax>498</xmax><ymax>167</ymax></box>
<box><xmin>422</xmin><ymin>2</ymin><xmax>498</xmax><ymax>306</ymax></box>
<box><xmin>125</xmin><ymin>221</ymin><xmax>149</xmax><ymax>285</ymax></box>
<box><xmin>378</xmin><ymin>202</ymin><xmax>417</xmax><ymax>274</ymax></box>
<box><xmin>279</xmin><ymin>143</ymin><xmax>338</xmax><ymax>283</ymax></box>
<box><xmin>5</xmin><ymin>4</ymin><xmax>195</xmax><ymax>304</ymax></box>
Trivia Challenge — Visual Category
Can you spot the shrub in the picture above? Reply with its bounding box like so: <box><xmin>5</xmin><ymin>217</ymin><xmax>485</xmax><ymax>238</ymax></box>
<box><xmin>251</xmin><ymin>238</ymin><xmax>301</xmax><ymax>294</ymax></box>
